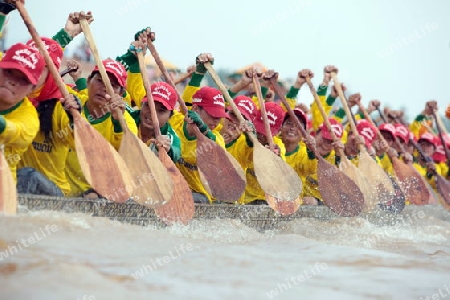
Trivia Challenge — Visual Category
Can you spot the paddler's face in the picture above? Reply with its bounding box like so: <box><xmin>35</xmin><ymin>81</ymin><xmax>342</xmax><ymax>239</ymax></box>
<box><xmin>0</xmin><ymin>68</ymin><xmax>35</xmax><ymax>108</ymax></box>
<box><xmin>221</xmin><ymin>111</ymin><xmax>241</xmax><ymax>143</ymax></box>
<box><xmin>281</xmin><ymin>116</ymin><xmax>302</xmax><ymax>143</ymax></box>
<box><xmin>380</xmin><ymin>131</ymin><xmax>395</xmax><ymax>148</ymax></box>
<box><xmin>195</xmin><ymin>106</ymin><xmax>222</xmax><ymax>130</ymax></box>
<box><xmin>257</xmin><ymin>132</ymin><xmax>269</xmax><ymax>145</ymax></box>
<box><xmin>316</xmin><ymin>131</ymin><xmax>334</xmax><ymax>155</ymax></box>
<box><xmin>344</xmin><ymin>133</ymin><xmax>359</xmax><ymax>156</ymax></box>
<box><xmin>419</xmin><ymin>140</ymin><xmax>435</xmax><ymax>157</ymax></box>
<box><xmin>140</xmin><ymin>101</ymin><xmax>171</xmax><ymax>130</ymax></box>
<box><xmin>88</xmin><ymin>72</ymin><xmax>123</xmax><ymax>106</ymax></box>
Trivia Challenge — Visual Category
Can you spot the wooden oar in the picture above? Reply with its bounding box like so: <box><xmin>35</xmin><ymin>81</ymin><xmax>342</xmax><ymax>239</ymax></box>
<box><xmin>15</xmin><ymin>3</ymin><xmax>132</xmax><ymax>203</ymax></box>
<box><xmin>304</xmin><ymin>77</ymin><xmax>370</xmax><ymax>212</ymax></box>
<box><xmin>204</xmin><ymin>64</ymin><xmax>302</xmax><ymax>202</ymax></box>
<box><xmin>331</xmin><ymin>74</ymin><xmax>394</xmax><ymax>212</ymax></box>
<box><xmin>376</xmin><ymin>108</ymin><xmax>431</xmax><ymax>205</ymax></box>
<box><xmin>357</xmin><ymin>102</ymin><xmax>406</xmax><ymax>213</ymax></box>
<box><xmin>252</xmin><ymin>76</ymin><xmax>302</xmax><ymax>215</ymax></box>
<box><xmin>0</xmin><ymin>145</ymin><xmax>16</xmax><ymax>214</ymax></box>
<box><xmin>147</xmin><ymin>40</ymin><xmax>245</xmax><ymax>202</ymax></box>
<box><xmin>136</xmin><ymin>52</ymin><xmax>194</xmax><ymax>225</ymax></box>
<box><xmin>271</xmin><ymin>77</ymin><xmax>364</xmax><ymax>217</ymax></box>
<box><xmin>79</xmin><ymin>19</ymin><xmax>173</xmax><ymax>207</ymax></box>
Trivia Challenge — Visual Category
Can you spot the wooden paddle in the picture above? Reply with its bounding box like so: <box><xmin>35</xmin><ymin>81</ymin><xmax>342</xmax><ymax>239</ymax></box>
<box><xmin>303</xmin><ymin>77</ymin><xmax>371</xmax><ymax>211</ymax></box>
<box><xmin>331</xmin><ymin>74</ymin><xmax>394</xmax><ymax>212</ymax></box>
<box><xmin>79</xmin><ymin>19</ymin><xmax>174</xmax><ymax>207</ymax></box>
<box><xmin>251</xmin><ymin>75</ymin><xmax>302</xmax><ymax>215</ymax></box>
<box><xmin>376</xmin><ymin>107</ymin><xmax>431</xmax><ymax>205</ymax></box>
<box><xmin>0</xmin><ymin>145</ymin><xmax>16</xmax><ymax>215</ymax></box>
<box><xmin>270</xmin><ymin>77</ymin><xmax>364</xmax><ymax>217</ymax></box>
<box><xmin>147</xmin><ymin>40</ymin><xmax>245</xmax><ymax>202</ymax></box>
<box><xmin>357</xmin><ymin>102</ymin><xmax>406</xmax><ymax>213</ymax></box>
<box><xmin>136</xmin><ymin>52</ymin><xmax>194</xmax><ymax>225</ymax></box>
<box><xmin>15</xmin><ymin>3</ymin><xmax>132</xmax><ymax>203</ymax></box>
<box><xmin>204</xmin><ymin>64</ymin><xmax>302</xmax><ymax>202</ymax></box>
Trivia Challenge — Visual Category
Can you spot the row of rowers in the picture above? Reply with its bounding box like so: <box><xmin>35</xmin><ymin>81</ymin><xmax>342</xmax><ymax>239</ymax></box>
<box><xmin>2</xmin><ymin>25</ymin><xmax>447</xmax><ymax>205</ymax></box>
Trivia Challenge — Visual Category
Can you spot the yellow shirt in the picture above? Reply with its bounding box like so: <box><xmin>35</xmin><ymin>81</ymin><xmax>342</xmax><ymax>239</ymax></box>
<box><xmin>19</xmin><ymin>101</ymin><xmax>75</xmax><ymax>195</ymax></box>
<box><xmin>0</xmin><ymin>98</ymin><xmax>39</xmax><ymax>181</ymax></box>
<box><xmin>302</xmin><ymin>149</ymin><xmax>339</xmax><ymax>201</ymax></box>
<box><xmin>243</xmin><ymin>136</ymin><xmax>287</xmax><ymax>204</ymax></box>
<box><xmin>169</xmin><ymin>110</ymin><xmax>225</xmax><ymax>202</ymax></box>
<box><xmin>65</xmin><ymin>103</ymin><xmax>138</xmax><ymax>196</ymax></box>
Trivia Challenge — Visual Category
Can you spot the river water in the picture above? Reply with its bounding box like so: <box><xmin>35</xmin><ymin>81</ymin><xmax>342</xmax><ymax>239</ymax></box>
<box><xmin>0</xmin><ymin>204</ymin><xmax>449</xmax><ymax>300</ymax></box>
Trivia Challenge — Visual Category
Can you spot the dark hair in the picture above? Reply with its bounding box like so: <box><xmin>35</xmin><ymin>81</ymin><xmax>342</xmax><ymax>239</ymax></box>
<box><xmin>88</xmin><ymin>71</ymin><xmax>124</xmax><ymax>95</ymax></box>
<box><xmin>36</xmin><ymin>99</ymin><xmax>58</xmax><ymax>144</ymax></box>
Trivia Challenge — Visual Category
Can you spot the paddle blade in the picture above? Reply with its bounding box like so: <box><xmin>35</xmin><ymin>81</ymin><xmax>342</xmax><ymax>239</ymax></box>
<box><xmin>196</xmin><ymin>134</ymin><xmax>246</xmax><ymax>201</ymax></box>
<box><xmin>73</xmin><ymin>114</ymin><xmax>132</xmax><ymax>203</ymax></box>
<box><xmin>253</xmin><ymin>143</ymin><xmax>303</xmax><ymax>201</ymax></box>
<box><xmin>339</xmin><ymin>158</ymin><xmax>376</xmax><ymax>213</ymax></box>
<box><xmin>436</xmin><ymin>175</ymin><xmax>450</xmax><ymax>205</ymax></box>
<box><xmin>265</xmin><ymin>194</ymin><xmax>301</xmax><ymax>216</ymax></box>
<box><xmin>317</xmin><ymin>157</ymin><xmax>364</xmax><ymax>217</ymax></box>
<box><xmin>378</xmin><ymin>176</ymin><xmax>406</xmax><ymax>214</ymax></box>
<box><xmin>0</xmin><ymin>148</ymin><xmax>16</xmax><ymax>215</ymax></box>
<box><xmin>154</xmin><ymin>150</ymin><xmax>195</xmax><ymax>225</ymax></box>
<box><xmin>119</xmin><ymin>132</ymin><xmax>174</xmax><ymax>208</ymax></box>
<box><xmin>358</xmin><ymin>151</ymin><xmax>395</xmax><ymax>203</ymax></box>
<box><xmin>392</xmin><ymin>157</ymin><xmax>430</xmax><ymax>205</ymax></box>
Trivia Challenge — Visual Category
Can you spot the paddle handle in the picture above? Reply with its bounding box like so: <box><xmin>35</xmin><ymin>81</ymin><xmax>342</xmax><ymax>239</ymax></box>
<box><xmin>303</xmin><ymin>77</ymin><xmax>347</xmax><ymax>157</ymax></box>
<box><xmin>330</xmin><ymin>73</ymin><xmax>361</xmax><ymax>141</ymax></box>
<box><xmin>432</xmin><ymin>110</ymin><xmax>450</xmax><ymax>162</ymax></box>
<box><xmin>15</xmin><ymin>1</ymin><xmax>78</xmax><ymax>115</ymax></box>
<box><xmin>269</xmin><ymin>77</ymin><xmax>319</xmax><ymax>157</ymax></box>
<box><xmin>147</xmin><ymin>39</ymin><xmax>188</xmax><ymax>116</ymax></box>
<box><xmin>252</xmin><ymin>76</ymin><xmax>274</xmax><ymax>151</ymax></box>
<box><xmin>137</xmin><ymin>52</ymin><xmax>161</xmax><ymax>137</ymax></box>
<box><xmin>80</xmin><ymin>19</ymin><xmax>128</xmax><ymax>128</ymax></box>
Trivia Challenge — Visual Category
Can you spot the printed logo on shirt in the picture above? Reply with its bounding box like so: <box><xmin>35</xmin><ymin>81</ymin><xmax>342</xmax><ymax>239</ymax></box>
<box><xmin>32</xmin><ymin>141</ymin><xmax>53</xmax><ymax>153</ymax></box>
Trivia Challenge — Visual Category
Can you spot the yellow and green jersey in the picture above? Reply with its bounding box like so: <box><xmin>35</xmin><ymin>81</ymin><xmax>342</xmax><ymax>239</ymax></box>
<box><xmin>243</xmin><ymin>136</ymin><xmax>287</xmax><ymax>204</ymax></box>
<box><xmin>302</xmin><ymin>149</ymin><xmax>340</xmax><ymax>201</ymax></box>
<box><xmin>0</xmin><ymin>98</ymin><xmax>39</xmax><ymax>181</ymax></box>
<box><xmin>19</xmin><ymin>101</ymin><xmax>75</xmax><ymax>195</ymax></box>
<box><xmin>169</xmin><ymin>110</ymin><xmax>225</xmax><ymax>202</ymax></box>
<box><xmin>65</xmin><ymin>103</ymin><xmax>138</xmax><ymax>196</ymax></box>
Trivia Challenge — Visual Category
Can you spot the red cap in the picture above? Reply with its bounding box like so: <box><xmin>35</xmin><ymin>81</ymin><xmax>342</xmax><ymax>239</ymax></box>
<box><xmin>192</xmin><ymin>86</ymin><xmax>229</xmax><ymax>119</ymax></box>
<box><xmin>142</xmin><ymin>82</ymin><xmax>177</xmax><ymax>110</ymax></box>
<box><xmin>319</xmin><ymin>118</ymin><xmax>343</xmax><ymax>140</ymax></box>
<box><xmin>93</xmin><ymin>59</ymin><xmax>127</xmax><ymax>88</ymax></box>
<box><xmin>433</xmin><ymin>137</ymin><xmax>446</xmax><ymax>162</ymax></box>
<box><xmin>0</xmin><ymin>43</ymin><xmax>45</xmax><ymax>85</ymax></box>
<box><xmin>418</xmin><ymin>132</ymin><xmax>437</xmax><ymax>147</ymax></box>
<box><xmin>228</xmin><ymin>95</ymin><xmax>257</xmax><ymax>121</ymax></box>
<box><xmin>253</xmin><ymin>102</ymin><xmax>285</xmax><ymax>136</ymax></box>
<box><xmin>394</xmin><ymin>124</ymin><xmax>410</xmax><ymax>143</ymax></box>
<box><xmin>379</xmin><ymin>123</ymin><xmax>396</xmax><ymax>139</ymax></box>
<box><xmin>26</xmin><ymin>37</ymin><xmax>63</xmax><ymax>69</ymax></box>
<box><xmin>356</xmin><ymin>119</ymin><xmax>376</xmax><ymax>147</ymax></box>
<box><xmin>284</xmin><ymin>108</ymin><xmax>307</xmax><ymax>128</ymax></box>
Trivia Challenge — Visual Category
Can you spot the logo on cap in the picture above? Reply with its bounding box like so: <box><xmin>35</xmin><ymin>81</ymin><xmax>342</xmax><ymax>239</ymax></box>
<box><xmin>106</xmin><ymin>61</ymin><xmax>125</xmax><ymax>77</ymax></box>
<box><xmin>12</xmin><ymin>48</ymin><xmax>39</xmax><ymax>70</ymax></box>
<box><xmin>153</xmin><ymin>85</ymin><xmax>171</xmax><ymax>101</ymax></box>
<box><xmin>360</xmin><ymin>127</ymin><xmax>375</xmax><ymax>141</ymax></box>
<box><xmin>396</xmin><ymin>126</ymin><xmax>408</xmax><ymax>137</ymax></box>
<box><xmin>266</xmin><ymin>111</ymin><xmax>278</xmax><ymax>126</ymax></box>
<box><xmin>212</xmin><ymin>94</ymin><xmax>225</xmax><ymax>107</ymax></box>
<box><xmin>331</xmin><ymin>123</ymin><xmax>343</xmax><ymax>137</ymax></box>
<box><xmin>237</xmin><ymin>100</ymin><xmax>255</xmax><ymax>115</ymax></box>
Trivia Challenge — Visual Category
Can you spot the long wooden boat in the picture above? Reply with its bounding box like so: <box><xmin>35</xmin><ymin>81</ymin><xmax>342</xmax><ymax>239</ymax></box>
<box><xmin>16</xmin><ymin>194</ymin><xmax>446</xmax><ymax>231</ymax></box>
